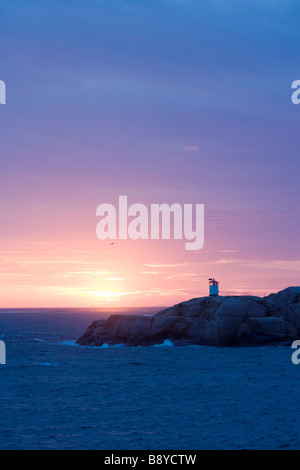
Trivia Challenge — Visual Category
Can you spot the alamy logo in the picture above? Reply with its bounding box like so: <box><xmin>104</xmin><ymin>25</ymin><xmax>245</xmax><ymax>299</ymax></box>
<box><xmin>0</xmin><ymin>340</ymin><xmax>6</xmax><ymax>365</ymax></box>
<box><xmin>291</xmin><ymin>340</ymin><xmax>300</xmax><ymax>365</ymax></box>
<box><xmin>291</xmin><ymin>80</ymin><xmax>300</xmax><ymax>105</ymax></box>
<box><xmin>0</xmin><ymin>80</ymin><xmax>6</xmax><ymax>104</ymax></box>
<box><xmin>96</xmin><ymin>196</ymin><xmax>204</xmax><ymax>251</ymax></box>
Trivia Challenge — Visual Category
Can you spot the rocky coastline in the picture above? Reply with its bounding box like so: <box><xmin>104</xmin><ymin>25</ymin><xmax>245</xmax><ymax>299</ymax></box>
<box><xmin>77</xmin><ymin>287</ymin><xmax>300</xmax><ymax>347</ymax></box>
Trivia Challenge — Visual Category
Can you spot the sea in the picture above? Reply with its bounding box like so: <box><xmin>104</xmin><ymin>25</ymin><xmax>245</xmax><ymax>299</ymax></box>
<box><xmin>0</xmin><ymin>307</ymin><xmax>299</xmax><ymax>450</ymax></box>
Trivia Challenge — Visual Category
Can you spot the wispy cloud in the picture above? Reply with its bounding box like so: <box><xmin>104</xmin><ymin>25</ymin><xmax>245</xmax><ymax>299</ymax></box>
<box><xmin>183</xmin><ymin>146</ymin><xmax>199</xmax><ymax>151</ymax></box>
<box><xmin>61</xmin><ymin>269</ymin><xmax>116</xmax><ymax>278</ymax></box>
<box><xmin>141</xmin><ymin>271</ymin><xmax>164</xmax><ymax>275</ymax></box>
<box><xmin>144</xmin><ymin>263</ymin><xmax>184</xmax><ymax>268</ymax></box>
<box><xmin>142</xmin><ymin>288</ymin><xmax>189</xmax><ymax>297</ymax></box>
<box><xmin>216</xmin><ymin>258</ymin><xmax>240</xmax><ymax>264</ymax></box>
<box><xmin>0</xmin><ymin>273</ymin><xmax>33</xmax><ymax>277</ymax></box>
<box><xmin>245</xmin><ymin>260</ymin><xmax>300</xmax><ymax>271</ymax></box>
<box><xmin>0</xmin><ymin>256</ymin><xmax>90</xmax><ymax>267</ymax></box>
<box><xmin>166</xmin><ymin>272</ymin><xmax>197</xmax><ymax>280</ymax></box>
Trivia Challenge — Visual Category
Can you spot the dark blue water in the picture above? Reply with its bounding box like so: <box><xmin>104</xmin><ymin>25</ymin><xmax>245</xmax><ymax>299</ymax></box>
<box><xmin>0</xmin><ymin>308</ymin><xmax>299</xmax><ymax>450</ymax></box>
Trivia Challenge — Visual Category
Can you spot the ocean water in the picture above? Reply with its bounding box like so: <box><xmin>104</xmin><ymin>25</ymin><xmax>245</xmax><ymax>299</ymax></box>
<box><xmin>0</xmin><ymin>308</ymin><xmax>299</xmax><ymax>450</ymax></box>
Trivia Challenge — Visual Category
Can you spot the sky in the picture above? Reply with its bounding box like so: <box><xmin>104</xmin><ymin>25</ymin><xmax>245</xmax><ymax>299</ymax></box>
<box><xmin>0</xmin><ymin>0</ymin><xmax>299</xmax><ymax>307</ymax></box>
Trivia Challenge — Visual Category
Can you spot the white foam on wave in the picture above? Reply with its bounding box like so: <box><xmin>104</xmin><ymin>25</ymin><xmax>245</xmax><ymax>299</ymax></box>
<box><xmin>58</xmin><ymin>340</ymin><xmax>125</xmax><ymax>349</ymax></box>
<box><xmin>154</xmin><ymin>339</ymin><xmax>174</xmax><ymax>347</ymax></box>
<box><xmin>58</xmin><ymin>340</ymin><xmax>79</xmax><ymax>347</ymax></box>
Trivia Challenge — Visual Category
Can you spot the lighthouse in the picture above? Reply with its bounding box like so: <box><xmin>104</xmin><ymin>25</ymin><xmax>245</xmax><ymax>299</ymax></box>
<box><xmin>208</xmin><ymin>278</ymin><xmax>219</xmax><ymax>296</ymax></box>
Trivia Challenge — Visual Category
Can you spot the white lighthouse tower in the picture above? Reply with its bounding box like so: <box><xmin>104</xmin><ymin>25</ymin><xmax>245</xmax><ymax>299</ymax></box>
<box><xmin>208</xmin><ymin>278</ymin><xmax>219</xmax><ymax>296</ymax></box>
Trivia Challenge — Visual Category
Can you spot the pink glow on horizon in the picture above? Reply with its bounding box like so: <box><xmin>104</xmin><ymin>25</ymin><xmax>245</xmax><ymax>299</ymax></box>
<box><xmin>0</xmin><ymin>235</ymin><xmax>298</xmax><ymax>308</ymax></box>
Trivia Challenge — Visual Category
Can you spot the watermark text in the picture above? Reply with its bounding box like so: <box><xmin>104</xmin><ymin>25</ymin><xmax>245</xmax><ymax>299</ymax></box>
<box><xmin>0</xmin><ymin>80</ymin><xmax>6</xmax><ymax>104</ymax></box>
<box><xmin>0</xmin><ymin>340</ymin><xmax>6</xmax><ymax>365</ymax></box>
<box><xmin>291</xmin><ymin>340</ymin><xmax>300</xmax><ymax>365</ymax></box>
<box><xmin>96</xmin><ymin>196</ymin><xmax>204</xmax><ymax>251</ymax></box>
<box><xmin>291</xmin><ymin>80</ymin><xmax>300</xmax><ymax>105</ymax></box>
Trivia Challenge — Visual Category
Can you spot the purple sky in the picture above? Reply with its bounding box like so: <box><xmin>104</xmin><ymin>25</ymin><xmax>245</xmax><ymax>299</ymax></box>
<box><xmin>0</xmin><ymin>1</ymin><xmax>299</xmax><ymax>306</ymax></box>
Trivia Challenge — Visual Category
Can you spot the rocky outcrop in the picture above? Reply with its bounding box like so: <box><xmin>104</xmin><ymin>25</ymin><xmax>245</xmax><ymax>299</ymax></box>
<box><xmin>77</xmin><ymin>287</ymin><xmax>300</xmax><ymax>347</ymax></box>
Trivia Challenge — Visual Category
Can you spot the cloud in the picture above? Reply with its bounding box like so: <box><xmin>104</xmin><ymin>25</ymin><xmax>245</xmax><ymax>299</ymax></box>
<box><xmin>0</xmin><ymin>256</ymin><xmax>90</xmax><ymax>266</ymax></box>
<box><xmin>86</xmin><ymin>290</ymin><xmax>141</xmax><ymax>300</ymax></box>
<box><xmin>183</xmin><ymin>146</ymin><xmax>199</xmax><ymax>151</ymax></box>
<box><xmin>61</xmin><ymin>269</ymin><xmax>117</xmax><ymax>278</ymax></box>
<box><xmin>142</xmin><ymin>287</ymin><xmax>189</xmax><ymax>297</ymax></box>
<box><xmin>0</xmin><ymin>273</ymin><xmax>33</xmax><ymax>277</ymax></box>
<box><xmin>216</xmin><ymin>258</ymin><xmax>240</xmax><ymax>264</ymax></box>
<box><xmin>166</xmin><ymin>272</ymin><xmax>197</xmax><ymax>280</ymax></box>
<box><xmin>245</xmin><ymin>260</ymin><xmax>300</xmax><ymax>271</ymax></box>
<box><xmin>141</xmin><ymin>271</ymin><xmax>163</xmax><ymax>275</ymax></box>
<box><xmin>144</xmin><ymin>263</ymin><xmax>184</xmax><ymax>268</ymax></box>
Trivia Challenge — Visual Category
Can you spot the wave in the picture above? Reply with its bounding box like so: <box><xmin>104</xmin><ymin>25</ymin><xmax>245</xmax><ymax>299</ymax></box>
<box><xmin>58</xmin><ymin>340</ymin><xmax>125</xmax><ymax>349</ymax></box>
<box><xmin>153</xmin><ymin>339</ymin><xmax>174</xmax><ymax>347</ymax></box>
<box><xmin>58</xmin><ymin>340</ymin><xmax>79</xmax><ymax>347</ymax></box>
<box><xmin>33</xmin><ymin>363</ymin><xmax>58</xmax><ymax>366</ymax></box>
